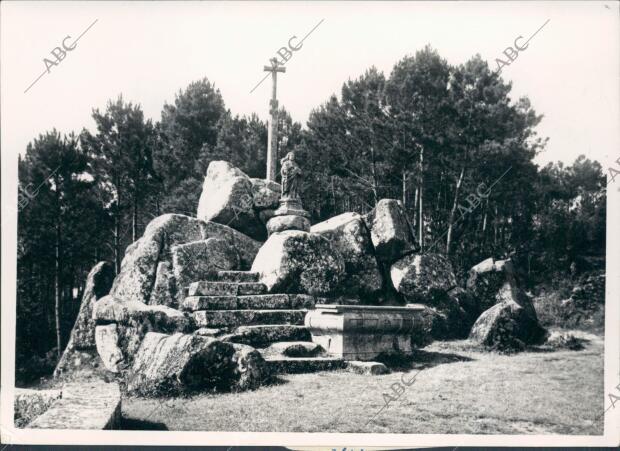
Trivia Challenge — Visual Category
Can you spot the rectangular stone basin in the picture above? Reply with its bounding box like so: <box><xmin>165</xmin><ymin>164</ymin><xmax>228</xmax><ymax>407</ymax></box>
<box><xmin>304</xmin><ymin>304</ymin><xmax>426</xmax><ymax>361</ymax></box>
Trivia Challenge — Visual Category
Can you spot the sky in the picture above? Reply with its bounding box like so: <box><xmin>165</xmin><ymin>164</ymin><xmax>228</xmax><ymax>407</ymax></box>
<box><xmin>1</xmin><ymin>1</ymin><xmax>619</xmax><ymax>171</ymax></box>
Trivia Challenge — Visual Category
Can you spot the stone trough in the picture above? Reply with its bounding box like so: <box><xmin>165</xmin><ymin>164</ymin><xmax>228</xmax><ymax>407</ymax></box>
<box><xmin>304</xmin><ymin>304</ymin><xmax>426</xmax><ymax>360</ymax></box>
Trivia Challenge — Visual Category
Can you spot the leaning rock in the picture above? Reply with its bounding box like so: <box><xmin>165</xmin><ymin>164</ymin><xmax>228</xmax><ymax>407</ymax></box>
<box><xmin>251</xmin><ymin>230</ymin><xmax>345</xmax><ymax>295</ymax></box>
<box><xmin>127</xmin><ymin>332</ymin><xmax>237</xmax><ymax>395</ymax></box>
<box><xmin>231</xmin><ymin>343</ymin><xmax>272</xmax><ymax>391</ymax></box>
<box><xmin>196</xmin><ymin>161</ymin><xmax>265</xmax><ymax>241</ymax></box>
<box><xmin>311</xmin><ymin>212</ymin><xmax>383</xmax><ymax>296</ymax></box>
<box><xmin>364</xmin><ymin>199</ymin><xmax>418</xmax><ymax>263</ymax></box>
<box><xmin>250</xmin><ymin>178</ymin><xmax>281</xmax><ymax>210</ymax></box>
<box><xmin>54</xmin><ymin>261</ymin><xmax>114</xmax><ymax>379</ymax></box>
<box><xmin>171</xmin><ymin>238</ymin><xmax>240</xmax><ymax>294</ymax></box>
<box><xmin>391</xmin><ymin>253</ymin><xmax>457</xmax><ymax>302</ymax></box>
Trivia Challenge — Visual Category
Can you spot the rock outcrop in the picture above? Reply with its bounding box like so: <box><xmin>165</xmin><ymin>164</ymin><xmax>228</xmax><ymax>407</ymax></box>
<box><xmin>110</xmin><ymin>214</ymin><xmax>260</xmax><ymax>307</ymax></box>
<box><xmin>468</xmin><ymin>260</ymin><xmax>547</xmax><ymax>351</ymax></box>
<box><xmin>251</xmin><ymin>230</ymin><xmax>346</xmax><ymax>296</ymax></box>
<box><xmin>54</xmin><ymin>262</ymin><xmax>115</xmax><ymax>380</ymax></box>
<box><xmin>390</xmin><ymin>253</ymin><xmax>457</xmax><ymax>302</ymax></box>
<box><xmin>363</xmin><ymin>199</ymin><xmax>418</xmax><ymax>263</ymax></box>
<box><xmin>311</xmin><ymin>212</ymin><xmax>383</xmax><ymax>296</ymax></box>
<box><xmin>127</xmin><ymin>332</ymin><xmax>238</xmax><ymax>395</ymax></box>
<box><xmin>196</xmin><ymin>161</ymin><xmax>266</xmax><ymax>240</ymax></box>
<box><xmin>171</xmin><ymin>238</ymin><xmax>239</xmax><ymax>296</ymax></box>
<box><xmin>93</xmin><ymin>295</ymin><xmax>194</xmax><ymax>371</ymax></box>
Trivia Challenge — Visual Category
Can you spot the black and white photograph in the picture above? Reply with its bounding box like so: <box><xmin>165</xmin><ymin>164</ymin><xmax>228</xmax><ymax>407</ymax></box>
<box><xmin>1</xmin><ymin>1</ymin><xmax>618</xmax><ymax>447</ymax></box>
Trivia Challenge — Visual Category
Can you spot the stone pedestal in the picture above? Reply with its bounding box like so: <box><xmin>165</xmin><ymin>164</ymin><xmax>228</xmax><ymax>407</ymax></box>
<box><xmin>304</xmin><ymin>304</ymin><xmax>426</xmax><ymax>361</ymax></box>
<box><xmin>266</xmin><ymin>197</ymin><xmax>311</xmax><ymax>235</ymax></box>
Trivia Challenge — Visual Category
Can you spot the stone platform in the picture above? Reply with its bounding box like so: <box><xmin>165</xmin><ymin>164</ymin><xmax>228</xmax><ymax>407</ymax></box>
<box><xmin>304</xmin><ymin>304</ymin><xmax>426</xmax><ymax>360</ymax></box>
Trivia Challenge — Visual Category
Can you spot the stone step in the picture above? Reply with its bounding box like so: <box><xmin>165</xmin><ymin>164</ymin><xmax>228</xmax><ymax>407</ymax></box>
<box><xmin>264</xmin><ymin>356</ymin><xmax>346</xmax><ymax>374</ymax></box>
<box><xmin>222</xmin><ymin>325</ymin><xmax>312</xmax><ymax>347</ymax></box>
<box><xmin>193</xmin><ymin>309</ymin><xmax>307</xmax><ymax>328</ymax></box>
<box><xmin>215</xmin><ymin>270</ymin><xmax>260</xmax><ymax>283</ymax></box>
<box><xmin>188</xmin><ymin>281</ymin><xmax>266</xmax><ymax>296</ymax></box>
<box><xmin>237</xmin><ymin>294</ymin><xmax>290</xmax><ymax>309</ymax></box>
<box><xmin>182</xmin><ymin>296</ymin><xmax>237</xmax><ymax>311</ymax></box>
<box><xmin>182</xmin><ymin>294</ymin><xmax>317</xmax><ymax>312</ymax></box>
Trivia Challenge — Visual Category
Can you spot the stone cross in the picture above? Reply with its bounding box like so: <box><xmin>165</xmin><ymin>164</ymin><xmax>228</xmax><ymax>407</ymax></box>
<box><xmin>263</xmin><ymin>57</ymin><xmax>286</xmax><ymax>182</ymax></box>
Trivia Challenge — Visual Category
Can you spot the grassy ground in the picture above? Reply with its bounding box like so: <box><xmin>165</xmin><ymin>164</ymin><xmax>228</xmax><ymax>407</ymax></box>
<box><xmin>121</xmin><ymin>328</ymin><xmax>605</xmax><ymax>434</ymax></box>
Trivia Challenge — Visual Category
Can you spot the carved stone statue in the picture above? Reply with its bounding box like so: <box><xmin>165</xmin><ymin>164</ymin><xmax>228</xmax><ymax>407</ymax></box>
<box><xmin>280</xmin><ymin>151</ymin><xmax>301</xmax><ymax>199</ymax></box>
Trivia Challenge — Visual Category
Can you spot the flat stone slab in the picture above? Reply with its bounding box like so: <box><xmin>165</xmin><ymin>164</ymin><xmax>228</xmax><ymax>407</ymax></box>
<box><xmin>345</xmin><ymin>361</ymin><xmax>390</xmax><ymax>375</ymax></box>
<box><xmin>222</xmin><ymin>325</ymin><xmax>312</xmax><ymax>348</ymax></box>
<box><xmin>215</xmin><ymin>271</ymin><xmax>260</xmax><ymax>283</ymax></box>
<box><xmin>265</xmin><ymin>341</ymin><xmax>324</xmax><ymax>357</ymax></box>
<box><xmin>264</xmin><ymin>356</ymin><xmax>345</xmax><ymax>374</ymax></box>
<box><xmin>14</xmin><ymin>388</ymin><xmax>62</xmax><ymax>428</ymax></box>
<box><xmin>28</xmin><ymin>382</ymin><xmax>121</xmax><ymax>430</ymax></box>
<box><xmin>188</xmin><ymin>281</ymin><xmax>266</xmax><ymax>296</ymax></box>
<box><xmin>194</xmin><ymin>309</ymin><xmax>307</xmax><ymax>328</ymax></box>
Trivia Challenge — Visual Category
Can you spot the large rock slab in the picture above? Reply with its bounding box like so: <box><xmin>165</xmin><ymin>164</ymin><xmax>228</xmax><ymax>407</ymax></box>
<box><xmin>311</xmin><ymin>212</ymin><xmax>383</xmax><ymax>296</ymax></box>
<box><xmin>267</xmin><ymin>215</ymin><xmax>311</xmax><ymax>235</ymax></box>
<box><xmin>390</xmin><ymin>253</ymin><xmax>457</xmax><ymax>302</ymax></box>
<box><xmin>54</xmin><ymin>261</ymin><xmax>114</xmax><ymax>380</ymax></box>
<box><xmin>251</xmin><ymin>230</ymin><xmax>345</xmax><ymax>296</ymax></box>
<box><xmin>14</xmin><ymin>388</ymin><xmax>62</xmax><ymax>427</ymax></box>
<box><xmin>28</xmin><ymin>382</ymin><xmax>121</xmax><ymax>430</ymax></box>
<box><xmin>222</xmin><ymin>325</ymin><xmax>311</xmax><ymax>348</ymax></box>
<box><xmin>197</xmin><ymin>161</ymin><xmax>265</xmax><ymax>240</ymax></box>
<box><xmin>363</xmin><ymin>199</ymin><xmax>418</xmax><ymax>263</ymax></box>
<box><xmin>127</xmin><ymin>332</ymin><xmax>237</xmax><ymax>395</ymax></box>
<box><xmin>171</xmin><ymin>238</ymin><xmax>239</xmax><ymax>294</ymax></box>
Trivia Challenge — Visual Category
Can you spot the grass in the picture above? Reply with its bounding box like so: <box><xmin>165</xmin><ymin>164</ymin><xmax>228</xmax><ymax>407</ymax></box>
<box><xmin>121</xmin><ymin>328</ymin><xmax>605</xmax><ymax>434</ymax></box>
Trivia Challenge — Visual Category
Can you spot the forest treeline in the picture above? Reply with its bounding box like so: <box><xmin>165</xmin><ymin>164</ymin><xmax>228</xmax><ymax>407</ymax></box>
<box><xmin>16</xmin><ymin>47</ymin><xmax>606</xmax><ymax>382</ymax></box>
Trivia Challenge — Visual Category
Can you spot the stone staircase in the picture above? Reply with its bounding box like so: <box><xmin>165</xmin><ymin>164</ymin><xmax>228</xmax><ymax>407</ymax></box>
<box><xmin>181</xmin><ymin>270</ymin><xmax>346</xmax><ymax>374</ymax></box>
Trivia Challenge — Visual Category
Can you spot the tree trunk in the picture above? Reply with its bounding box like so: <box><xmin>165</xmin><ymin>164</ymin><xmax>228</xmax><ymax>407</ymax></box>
<box><xmin>370</xmin><ymin>144</ymin><xmax>379</xmax><ymax>206</ymax></box>
<box><xmin>132</xmin><ymin>190</ymin><xmax>138</xmax><ymax>243</ymax></box>
<box><xmin>54</xmin><ymin>218</ymin><xmax>62</xmax><ymax>360</ymax></box>
<box><xmin>402</xmin><ymin>170</ymin><xmax>407</xmax><ymax>207</ymax></box>
<box><xmin>446</xmin><ymin>167</ymin><xmax>465</xmax><ymax>254</ymax></box>
<box><xmin>114</xmin><ymin>212</ymin><xmax>121</xmax><ymax>274</ymax></box>
<box><xmin>418</xmin><ymin>146</ymin><xmax>424</xmax><ymax>251</ymax></box>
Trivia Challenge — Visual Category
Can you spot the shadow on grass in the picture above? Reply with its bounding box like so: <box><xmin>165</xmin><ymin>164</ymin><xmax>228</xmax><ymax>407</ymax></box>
<box><xmin>121</xmin><ymin>417</ymin><xmax>169</xmax><ymax>430</ymax></box>
<box><xmin>376</xmin><ymin>349</ymin><xmax>475</xmax><ymax>371</ymax></box>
